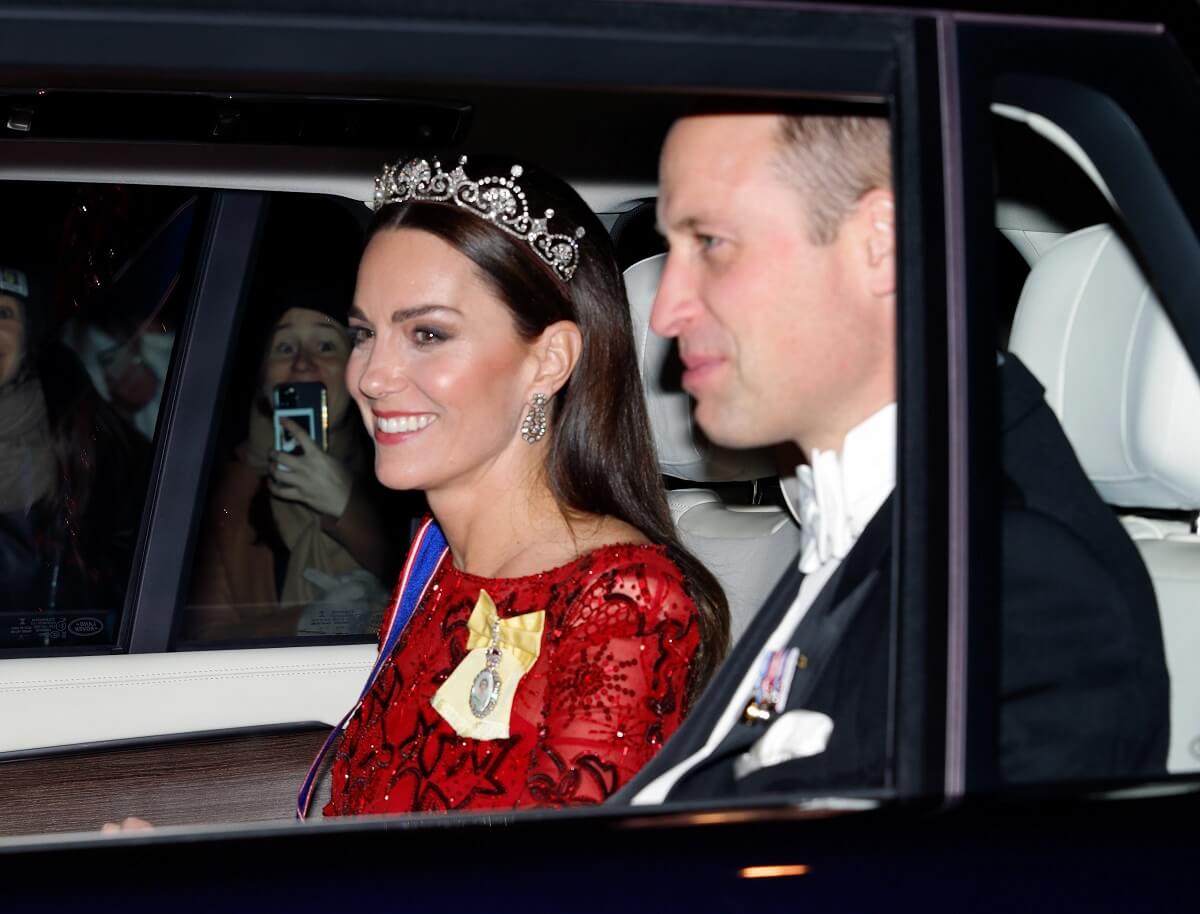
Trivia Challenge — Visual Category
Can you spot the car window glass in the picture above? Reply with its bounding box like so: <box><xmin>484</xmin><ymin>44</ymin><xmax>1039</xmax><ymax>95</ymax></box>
<box><xmin>991</xmin><ymin>104</ymin><xmax>1195</xmax><ymax>780</ymax></box>
<box><xmin>176</xmin><ymin>193</ymin><xmax>421</xmax><ymax>648</ymax></box>
<box><xmin>0</xmin><ymin>182</ymin><xmax>203</xmax><ymax>651</ymax></box>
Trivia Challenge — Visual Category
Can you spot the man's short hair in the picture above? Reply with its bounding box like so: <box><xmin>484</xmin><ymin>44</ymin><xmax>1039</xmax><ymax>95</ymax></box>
<box><xmin>773</xmin><ymin>114</ymin><xmax>892</xmax><ymax>244</ymax></box>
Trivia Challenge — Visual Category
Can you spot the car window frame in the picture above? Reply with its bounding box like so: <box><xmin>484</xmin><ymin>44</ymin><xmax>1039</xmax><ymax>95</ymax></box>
<box><xmin>0</xmin><ymin>1</ymin><xmax>955</xmax><ymax>806</ymax></box>
<box><xmin>0</xmin><ymin>0</ymin><xmax>956</xmax><ymax>820</ymax></box>
<box><xmin>126</xmin><ymin>190</ymin><xmax>268</xmax><ymax>653</ymax></box>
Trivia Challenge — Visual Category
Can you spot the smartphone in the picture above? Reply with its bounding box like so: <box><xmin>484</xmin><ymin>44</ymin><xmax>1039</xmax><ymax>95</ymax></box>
<box><xmin>273</xmin><ymin>381</ymin><xmax>329</xmax><ymax>453</ymax></box>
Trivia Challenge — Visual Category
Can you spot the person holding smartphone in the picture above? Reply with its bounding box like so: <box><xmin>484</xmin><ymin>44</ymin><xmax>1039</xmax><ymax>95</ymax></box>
<box><xmin>184</xmin><ymin>250</ymin><xmax>399</xmax><ymax>641</ymax></box>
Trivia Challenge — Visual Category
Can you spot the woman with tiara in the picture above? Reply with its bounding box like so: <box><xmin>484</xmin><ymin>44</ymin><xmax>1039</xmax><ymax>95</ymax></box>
<box><xmin>307</xmin><ymin>155</ymin><xmax>729</xmax><ymax>815</ymax></box>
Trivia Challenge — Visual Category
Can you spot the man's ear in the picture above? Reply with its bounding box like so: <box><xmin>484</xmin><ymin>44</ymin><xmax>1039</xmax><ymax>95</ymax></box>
<box><xmin>529</xmin><ymin>319</ymin><xmax>583</xmax><ymax>397</ymax></box>
<box><xmin>858</xmin><ymin>188</ymin><xmax>895</xmax><ymax>299</ymax></box>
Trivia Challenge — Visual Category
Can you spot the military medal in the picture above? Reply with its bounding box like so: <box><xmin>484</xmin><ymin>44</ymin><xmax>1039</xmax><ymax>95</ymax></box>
<box><xmin>469</xmin><ymin>619</ymin><xmax>503</xmax><ymax>718</ymax></box>
<box><xmin>743</xmin><ymin>647</ymin><xmax>802</xmax><ymax>724</ymax></box>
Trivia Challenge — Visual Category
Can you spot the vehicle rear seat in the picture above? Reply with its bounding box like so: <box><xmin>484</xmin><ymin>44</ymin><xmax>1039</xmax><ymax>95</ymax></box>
<box><xmin>623</xmin><ymin>252</ymin><xmax>802</xmax><ymax>643</ymax></box>
<box><xmin>1008</xmin><ymin>223</ymin><xmax>1200</xmax><ymax>774</ymax></box>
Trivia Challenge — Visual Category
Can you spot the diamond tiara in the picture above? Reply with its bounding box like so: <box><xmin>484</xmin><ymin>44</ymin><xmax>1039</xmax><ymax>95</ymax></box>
<box><xmin>373</xmin><ymin>156</ymin><xmax>587</xmax><ymax>282</ymax></box>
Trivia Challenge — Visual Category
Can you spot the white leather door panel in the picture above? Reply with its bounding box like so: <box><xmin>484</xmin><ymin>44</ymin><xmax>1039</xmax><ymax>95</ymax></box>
<box><xmin>0</xmin><ymin>645</ymin><xmax>374</xmax><ymax>754</ymax></box>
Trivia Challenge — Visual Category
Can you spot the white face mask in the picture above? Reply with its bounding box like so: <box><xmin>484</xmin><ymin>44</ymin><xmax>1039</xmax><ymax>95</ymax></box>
<box><xmin>65</xmin><ymin>323</ymin><xmax>176</xmax><ymax>438</ymax></box>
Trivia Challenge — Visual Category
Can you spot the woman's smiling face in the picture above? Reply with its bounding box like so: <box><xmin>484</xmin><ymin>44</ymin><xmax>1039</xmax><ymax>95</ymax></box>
<box><xmin>346</xmin><ymin>227</ymin><xmax>541</xmax><ymax>494</ymax></box>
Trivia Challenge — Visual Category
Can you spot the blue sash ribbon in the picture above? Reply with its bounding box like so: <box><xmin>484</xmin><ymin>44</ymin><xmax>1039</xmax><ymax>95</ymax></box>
<box><xmin>296</xmin><ymin>517</ymin><xmax>449</xmax><ymax>819</ymax></box>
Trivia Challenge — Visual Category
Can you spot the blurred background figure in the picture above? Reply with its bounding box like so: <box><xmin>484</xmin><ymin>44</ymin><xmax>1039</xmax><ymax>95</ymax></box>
<box><xmin>0</xmin><ymin>260</ymin><xmax>150</xmax><ymax>623</ymax></box>
<box><xmin>182</xmin><ymin>198</ymin><xmax>403</xmax><ymax>641</ymax></box>
<box><xmin>60</xmin><ymin>193</ymin><xmax>196</xmax><ymax>440</ymax></box>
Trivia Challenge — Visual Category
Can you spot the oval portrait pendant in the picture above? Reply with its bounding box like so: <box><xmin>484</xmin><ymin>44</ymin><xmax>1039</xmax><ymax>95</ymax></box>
<box><xmin>469</xmin><ymin>620</ymin><xmax>503</xmax><ymax>719</ymax></box>
<box><xmin>469</xmin><ymin>662</ymin><xmax>501</xmax><ymax>718</ymax></box>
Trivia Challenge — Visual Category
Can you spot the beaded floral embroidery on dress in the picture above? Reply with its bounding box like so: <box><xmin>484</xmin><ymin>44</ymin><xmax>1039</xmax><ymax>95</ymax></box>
<box><xmin>324</xmin><ymin>543</ymin><xmax>699</xmax><ymax>814</ymax></box>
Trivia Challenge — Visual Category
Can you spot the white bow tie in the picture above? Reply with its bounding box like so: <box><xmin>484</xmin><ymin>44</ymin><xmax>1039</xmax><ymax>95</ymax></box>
<box><xmin>795</xmin><ymin>448</ymin><xmax>860</xmax><ymax>575</ymax></box>
<box><xmin>786</xmin><ymin>403</ymin><xmax>898</xmax><ymax>576</ymax></box>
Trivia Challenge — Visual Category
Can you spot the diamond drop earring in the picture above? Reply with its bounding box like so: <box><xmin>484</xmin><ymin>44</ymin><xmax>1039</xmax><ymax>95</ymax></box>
<box><xmin>520</xmin><ymin>393</ymin><xmax>548</xmax><ymax>443</ymax></box>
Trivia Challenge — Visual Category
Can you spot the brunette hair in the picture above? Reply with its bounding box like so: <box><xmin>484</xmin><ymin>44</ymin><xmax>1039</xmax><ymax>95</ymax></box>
<box><xmin>368</xmin><ymin>157</ymin><xmax>730</xmax><ymax>700</ymax></box>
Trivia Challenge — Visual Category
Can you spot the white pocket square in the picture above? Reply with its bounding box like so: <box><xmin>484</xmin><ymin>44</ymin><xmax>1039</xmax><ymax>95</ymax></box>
<box><xmin>734</xmin><ymin>710</ymin><xmax>834</xmax><ymax>780</ymax></box>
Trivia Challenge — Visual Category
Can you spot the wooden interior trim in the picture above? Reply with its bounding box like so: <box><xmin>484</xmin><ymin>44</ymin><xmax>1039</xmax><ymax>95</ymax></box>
<box><xmin>0</xmin><ymin>726</ymin><xmax>331</xmax><ymax>836</ymax></box>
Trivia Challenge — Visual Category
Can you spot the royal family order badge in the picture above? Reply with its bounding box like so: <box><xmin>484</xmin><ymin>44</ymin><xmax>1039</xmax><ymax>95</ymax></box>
<box><xmin>431</xmin><ymin>589</ymin><xmax>545</xmax><ymax>740</ymax></box>
<box><xmin>469</xmin><ymin>620</ymin><xmax>504</xmax><ymax>718</ymax></box>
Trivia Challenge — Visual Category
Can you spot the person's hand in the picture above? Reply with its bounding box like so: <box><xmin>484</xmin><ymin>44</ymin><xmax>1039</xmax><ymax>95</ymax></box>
<box><xmin>100</xmin><ymin>816</ymin><xmax>154</xmax><ymax>833</ymax></box>
<box><xmin>268</xmin><ymin>418</ymin><xmax>354</xmax><ymax>518</ymax></box>
<box><xmin>297</xmin><ymin>568</ymin><xmax>390</xmax><ymax>635</ymax></box>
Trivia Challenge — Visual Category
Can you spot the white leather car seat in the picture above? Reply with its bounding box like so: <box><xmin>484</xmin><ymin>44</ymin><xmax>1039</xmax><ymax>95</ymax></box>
<box><xmin>1008</xmin><ymin>223</ymin><xmax>1200</xmax><ymax>773</ymax></box>
<box><xmin>624</xmin><ymin>253</ymin><xmax>802</xmax><ymax>643</ymax></box>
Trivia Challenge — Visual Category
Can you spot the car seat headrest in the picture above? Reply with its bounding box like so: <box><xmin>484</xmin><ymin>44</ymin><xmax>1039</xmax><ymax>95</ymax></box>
<box><xmin>624</xmin><ymin>253</ymin><xmax>777</xmax><ymax>483</ymax></box>
<box><xmin>610</xmin><ymin>199</ymin><xmax>666</xmax><ymax>272</ymax></box>
<box><xmin>1009</xmin><ymin>224</ymin><xmax>1200</xmax><ymax>509</ymax></box>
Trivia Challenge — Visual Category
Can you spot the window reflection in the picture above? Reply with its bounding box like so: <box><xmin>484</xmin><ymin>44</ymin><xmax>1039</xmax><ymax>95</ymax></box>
<box><xmin>0</xmin><ymin>183</ymin><xmax>199</xmax><ymax>648</ymax></box>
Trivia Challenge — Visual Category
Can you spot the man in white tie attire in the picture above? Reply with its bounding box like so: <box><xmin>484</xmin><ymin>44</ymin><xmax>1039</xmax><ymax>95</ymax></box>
<box><xmin>619</xmin><ymin>111</ymin><xmax>1169</xmax><ymax>804</ymax></box>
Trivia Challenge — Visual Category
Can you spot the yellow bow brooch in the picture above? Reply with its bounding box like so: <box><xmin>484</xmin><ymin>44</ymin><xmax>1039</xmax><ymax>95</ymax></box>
<box><xmin>431</xmin><ymin>589</ymin><xmax>545</xmax><ymax>740</ymax></box>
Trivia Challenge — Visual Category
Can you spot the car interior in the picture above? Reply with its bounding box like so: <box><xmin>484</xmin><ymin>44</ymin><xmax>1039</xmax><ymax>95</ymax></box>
<box><xmin>993</xmin><ymin>108</ymin><xmax>1200</xmax><ymax>775</ymax></box>
<box><xmin>0</xmin><ymin>67</ymin><xmax>1198</xmax><ymax>841</ymax></box>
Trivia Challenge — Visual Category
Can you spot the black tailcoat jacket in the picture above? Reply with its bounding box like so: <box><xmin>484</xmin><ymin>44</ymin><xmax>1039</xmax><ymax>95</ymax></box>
<box><xmin>623</xmin><ymin>355</ymin><xmax>1170</xmax><ymax>802</ymax></box>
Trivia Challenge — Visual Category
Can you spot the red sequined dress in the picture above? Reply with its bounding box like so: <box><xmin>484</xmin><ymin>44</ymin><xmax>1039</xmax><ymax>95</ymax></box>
<box><xmin>324</xmin><ymin>542</ymin><xmax>699</xmax><ymax>814</ymax></box>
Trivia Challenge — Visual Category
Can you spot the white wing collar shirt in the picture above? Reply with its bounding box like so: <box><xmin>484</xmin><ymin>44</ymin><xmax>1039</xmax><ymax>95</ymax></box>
<box><xmin>788</xmin><ymin>401</ymin><xmax>897</xmax><ymax>574</ymax></box>
<box><xmin>632</xmin><ymin>401</ymin><xmax>896</xmax><ymax>803</ymax></box>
